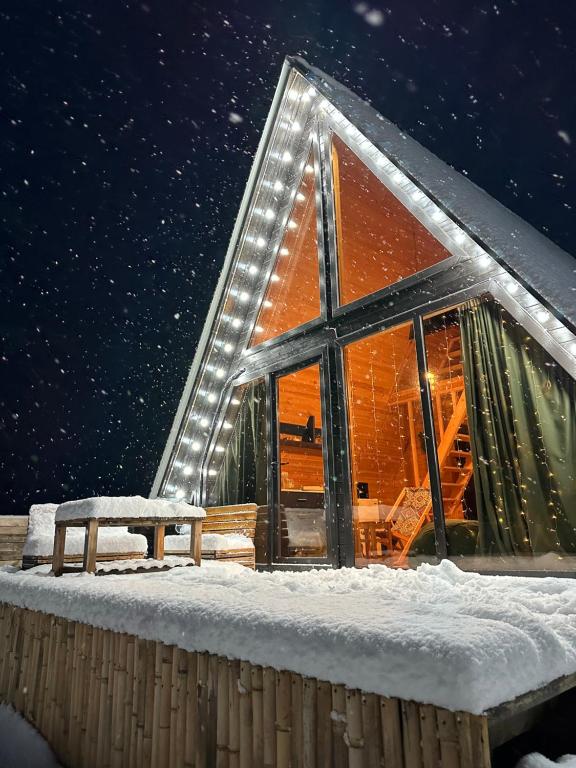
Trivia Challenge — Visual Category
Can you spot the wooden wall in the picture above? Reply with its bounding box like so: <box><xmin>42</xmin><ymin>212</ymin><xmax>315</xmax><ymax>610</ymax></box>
<box><xmin>0</xmin><ymin>515</ymin><xmax>28</xmax><ymax>567</ymax></box>
<box><xmin>0</xmin><ymin>602</ymin><xmax>492</xmax><ymax>768</ymax></box>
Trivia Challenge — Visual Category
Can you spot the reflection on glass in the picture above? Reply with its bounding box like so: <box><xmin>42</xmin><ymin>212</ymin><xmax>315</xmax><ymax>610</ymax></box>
<box><xmin>209</xmin><ymin>379</ymin><xmax>269</xmax><ymax>564</ymax></box>
<box><xmin>344</xmin><ymin>323</ymin><xmax>431</xmax><ymax>566</ymax></box>
<box><xmin>331</xmin><ymin>134</ymin><xmax>451</xmax><ymax>307</ymax></box>
<box><xmin>423</xmin><ymin>298</ymin><xmax>576</xmax><ymax>572</ymax></box>
<box><xmin>249</xmin><ymin>151</ymin><xmax>321</xmax><ymax>347</ymax></box>
<box><xmin>277</xmin><ymin>363</ymin><xmax>327</xmax><ymax>558</ymax></box>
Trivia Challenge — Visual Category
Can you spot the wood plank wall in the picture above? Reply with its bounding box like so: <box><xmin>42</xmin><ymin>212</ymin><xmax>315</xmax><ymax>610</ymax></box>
<box><xmin>0</xmin><ymin>602</ymin><xmax>492</xmax><ymax>768</ymax></box>
<box><xmin>0</xmin><ymin>516</ymin><xmax>29</xmax><ymax>567</ymax></box>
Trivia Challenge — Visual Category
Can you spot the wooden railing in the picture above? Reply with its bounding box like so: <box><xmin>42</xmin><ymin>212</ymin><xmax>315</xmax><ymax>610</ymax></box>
<box><xmin>0</xmin><ymin>603</ymin><xmax>492</xmax><ymax>768</ymax></box>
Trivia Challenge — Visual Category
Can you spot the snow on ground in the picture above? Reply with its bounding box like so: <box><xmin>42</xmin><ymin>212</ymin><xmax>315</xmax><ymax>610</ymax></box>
<box><xmin>55</xmin><ymin>495</ymin><xmax>205</xmax><ymax>522</ymax></box>
<box><xmin>0</xmin><ymin>704</ymin><xmax>61</xmax><ymax>768</ymax></box>
<box><xmin>516</xmin><ymin>755</ymin><xmax>576</xmax><ymax>767</ymax></box>
<box><xmin>165</xmin><ymin>532</ymin><xmax>254</xmax><ymax>551</ymax></box>
<box><xmin>1</xmin><ymin>560</ymin><xmax>576</xmax><ymax>714</ymax></box>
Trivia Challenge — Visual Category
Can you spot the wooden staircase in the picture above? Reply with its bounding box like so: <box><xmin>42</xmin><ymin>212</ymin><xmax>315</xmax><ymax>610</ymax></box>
<box><xmin>386</xmin><ymin>334</ymin><xmax>474</xmax><ymax>559</ymax></box>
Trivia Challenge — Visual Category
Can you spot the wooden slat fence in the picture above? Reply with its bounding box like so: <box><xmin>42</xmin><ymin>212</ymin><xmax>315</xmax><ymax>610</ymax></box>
<box><xmin>0</xmin><ymin>603</ymin><xmax>491</xmax><ymax>768</ymax></box>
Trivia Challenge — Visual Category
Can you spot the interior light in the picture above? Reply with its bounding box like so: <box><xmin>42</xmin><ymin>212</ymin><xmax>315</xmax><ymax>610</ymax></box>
<box><xmin>208</xmin><ymin>469</ymin><xmax>217</xmax><ymax>477</ymax></box>
<box><xmin>536</xmin><ymin>309</ymin><xmax>550</xmax><ymax>323</ymax></box>
<box><xmin>223</xmin><ymin>343</ymin><xmax>234</xmax><ymax>354</ymax></box>
<box><xmin>254</xmin><ymin>325</ymin><xmax>264</xmax><ymax>334</ymax></box>
<box><xmin>273</xmin><ymin>180</ymin><xmax>283</xmax><ymax>192</ymax></box>
<box><xmin>200</xmin><ymin>418</ymin><xmax>209</xmax><ymax>428</ymax></box>
<box><xmin>222</xmin><ymin>421</ymin><xmax>233</xmax><ymax>430</ymax></box>
<box><xmin>191</xmin><ymin>441</ymin><xmax>201</xmax><ymax>451</ymax></box>
<box><xmin>175</xmin><ymin>489</ymin><xmax>186</xmax><ymax>499</ymax></box>
<box><xmin>231</xmin><ymin>398</ymin><xmax>241</xmax><ymax>405</ymax></box>
<box><xmin>231</xmin><ymin>318</ymin><xmax>242</xmax><ymax>329</ymax></box>
<box><xmin>263</xmin><ymin>300</ymin><xmax>273</xmax><ymax>308</ymax></box>
<box><xmin>238</xmin><ymin>291</ymin><xmax>250</xmax><ymax>303</ymax></box>
<box><xmin>215</xmin><ymin>368</ymin><xmax>225</xmax><ymax>379</ymax></box>
<box><xmin>214</xmin><ymin>445</ymin><xmax>225</xmax><ymax>453</ymax></box>
<box><xmin>207</xmin><ymin>393</ymin><xmax>217</xmax><ymax>403</ymax></box>
<box><xmin>279</xmin><ymin>247</ymin><xmax>289</xmax><ymax>256</ymax></box>
<box><xmin>248</xmin><ymin>265</ymin><xmax>259</xmax><ymax>275</ymax></box>
<box><xmin>181</xmin><ymin>436</ymin><xmax>191</xmax><ymax>445</ymax></box>
<box><xmin>296</xmin><ymin>192</ymin><xmax>306</xmax><ymax>202</ymax></box>
<box><xmin>182</xmin><ymin>466</ymin><xmax>193</xmax><ymax>476</ymax></box>
<box><xmin>281</xmin><ymin>151</ymin><xmax>292</xmax><ymax>163</ymax></box>
<box><xmin>264</xmin><ymin>209</ymin><xmax>275</xmax><ymax>220</ymax></box>
<box><xmin>255</xmin><ymin>236</ymin><xmax>266</xmax><ymax>248</ymax></box>
<box><xmin>304</xmin><ymin>164</ymin><xmax>314</xmax><ymax>174</ymax></box>
<box><xmin>270</xmin><ymin>274</ymin><xmax>280</xmax><ymax>282</ymax></box>
<box><xmin>287</xmin><ymin>220</ymin><xmax>298</xmax><ymax>230</ymax></box>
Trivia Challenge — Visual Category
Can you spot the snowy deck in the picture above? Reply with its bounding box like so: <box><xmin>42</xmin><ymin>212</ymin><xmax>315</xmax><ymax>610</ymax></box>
<box><xmin>1</xmin><ymin>560</ymin><xmax>576</xmax><ymax>715</ymax></box>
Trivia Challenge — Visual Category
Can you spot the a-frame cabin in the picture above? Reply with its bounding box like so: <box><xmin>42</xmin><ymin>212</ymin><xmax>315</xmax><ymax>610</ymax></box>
<box><xmin>152</xmin><ymin>57</ymin><xmax>576</xmax><ymax>575</ymax></box>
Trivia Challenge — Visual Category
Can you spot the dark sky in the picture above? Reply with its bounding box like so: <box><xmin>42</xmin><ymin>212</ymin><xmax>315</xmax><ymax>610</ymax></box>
<box><xmin>1</xmin><ymin>0</ymin><xmax>575</xmax><ymax>515</ymax></box>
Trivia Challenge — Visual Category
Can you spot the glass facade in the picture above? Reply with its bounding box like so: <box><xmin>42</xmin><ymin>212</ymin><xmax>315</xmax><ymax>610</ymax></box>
<box><xmin>249</xmin><ymin>151</ymin><xmax>321</xmax><ymax>347</ymax></box>
<box><xmin>331</xmin><ymin>134</ymin><xmax>451</xmax><ymax>307</ymax></box>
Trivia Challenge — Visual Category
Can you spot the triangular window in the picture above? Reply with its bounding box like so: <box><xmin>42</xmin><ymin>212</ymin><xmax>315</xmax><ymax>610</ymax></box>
<box><xmin>331</xmin><ymin>134</ymin><xmax>452</xmax><ymax>306</ymax></box>
<box><xmin>249</xmin><ymin>151</ymin><xmax>322</xmax><ymax>347</ymax></box>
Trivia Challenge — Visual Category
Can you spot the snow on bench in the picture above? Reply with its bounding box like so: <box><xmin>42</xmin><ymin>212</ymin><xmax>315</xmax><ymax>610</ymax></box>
<box><xmin>55</xmin><ymin>495</ymin><xmax>205</xmax><ymax>523</ymax></box>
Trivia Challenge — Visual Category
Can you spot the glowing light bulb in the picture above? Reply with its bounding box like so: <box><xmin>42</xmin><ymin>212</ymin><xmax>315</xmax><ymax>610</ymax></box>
<box><xmin>200</xmin><ymin>418</ymin><xmax>209</xmax><ymax>428</ymax></box>
<box><xmin>255</xmin><ymin>237</ymin><xmax>266</xmax><ymax>248</ymax></box>
<box><xmin>222</xmin><ymin>421</ymin><xmax>233</xmax><ymax>430</ymax></box>
<box><xmin>279</xmin><ymin>247</ymin><xmax>289</xmax><ymax>256</ymax></box>
<box><xmin>208</xmin><ymin>469</ymin><xmax>217</xmax><ymax>477</ymax></box>
<box><xmin>223</xmin><ymin>343</ymin><xmax>233</xmax><ymax>354</ymax></box>
<box><xmin>291</xmin><ymin>121</ymin><xmax>302</xmax><ymax>132</ymax></box>
<box><xmin>287</xmin><ymin>220</ymin><xmax>298</xmax><ymax>230</ymax></box>
<box><xmin>182</xmin><ymin>465</ymin><xmax>193</xmax><ymax>476</ymax></box>
<box><xmin>273</xmin><ymin>180</ymin><xmax>283</xmax><ymax>192</ymax></box>
<box><xmin>264</xmin><ymin>208</ymin><xmax>275</xmax><ymax>221</ymax></box>
<box><xmin>175</xmin><ymin>489</ymin><xmax>186</xmax><ymax>499</ymax></box>
<box><xmin>214</xmin><ymin>445</ymin><xmax>225</xmax><ymax>453</ymax></box>
<box><xmin>296</xmin><ymin>192</ymin><xmax>306</xmax><ymax>202</ymax></box>
<box><xmin>263</xmin><ymin>300</ymin><xmax>273</xmax><ymax>308</ymax></box>
<box><xmin>254</xmin><ymin>325</ymin><xmax>264</xmax><ymax>334</ymax></box>
<box><xmin>191</xmin><ymin>441</ymin><xmax>201</xmax><ymax>451</ymax></box>
<box><xmin>270</xmin><ymin>274</ymin><xmax>280</xmax><ymax>282</ymax></box>
<box><xmin>304</xmin><ymin>164</ymin><xmax>314</xmax><ymax>174</ymax></box>
<box><xmin>238</xmin><ymin>291</ymin><xmax>250</xmax><ymax>303</ymax></box>
<box><xmin>231</xmin><ymin>318</ymin><xmax>242</xmax><ymax>329</ymax></box>
<box><xmin>215</xmin><ymin>368</ymin><xmax>225</xmax><ymax>379</ymax></box>
<box><xmin>207</xmin><ymin>393</ymin><xmax>217</xmax><ymax>403</ymax></box>
<box><xmin>231</xmin><ymin>398</ymin><xmax>241</xmax><ymax>405</ymax></box>
<box><xmin>281</xmin><ymin>151</ymin><xmax>292</xmax><ymax>163</ymax></box>
<box><xmin>248</xmin><ymin>265</ymin><xmax>258</xmax><ymax>276</ymax></box>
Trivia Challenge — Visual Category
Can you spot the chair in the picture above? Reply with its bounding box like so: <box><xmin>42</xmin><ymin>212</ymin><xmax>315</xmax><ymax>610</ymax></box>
<box><xmin>21</xmin><ymin>503</ymin><xmax>148</xmax><ymax>570</ymax></box>
<box><xmin>165</xmin><ymin>503</ymin><xmax>257</xmax><ymax>569</ymax></box>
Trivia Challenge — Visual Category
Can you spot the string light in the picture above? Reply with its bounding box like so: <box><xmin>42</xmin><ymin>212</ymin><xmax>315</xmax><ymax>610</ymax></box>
<box><xmin>248</xmin><ymin>265</ymin><xmax>259</xmax><ymax>275</ymax></box>
<box><xmin>279</xmin><ymin>247</ymin><xmax>289</xmax><ymax>256</ymax></box>
<box><xmin>175</xmin><ymin>489</ymin><xmax>186</xmax><ymax>499</ymax></box>
<box><xmin>255</xmin><ymin>237</ymin><xmax>266</xmax><ymax>248</ymax></box>
<box><xmin>273</xmin><ymin>180</ymin><xmax>283</xmax><ymax>192</ymax></box>
<box><xmin>182</xmin><ymin>466</ymin><xmax>193</xmax><ymax>476</ymax></box>
<box><xmin>238</xmin><ymin>291</ymin><xmax>250</xmax><ymax>303</ymax></box>
<box><xmin>281</xmin><ymin>150</ymin><xmax>292</xmax><ymax>163</ymax></box>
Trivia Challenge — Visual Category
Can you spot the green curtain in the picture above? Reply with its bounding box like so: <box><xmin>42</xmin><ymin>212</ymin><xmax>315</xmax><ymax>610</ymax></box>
<box><xmin>460</xmin><ymin>299</ymin><xmax>576</xmax><ymax>556</ymax></box>
<box><xmin>211</xmin><ymin>380</ymin><xmax>268</xmax><ymax>506</ymax></box>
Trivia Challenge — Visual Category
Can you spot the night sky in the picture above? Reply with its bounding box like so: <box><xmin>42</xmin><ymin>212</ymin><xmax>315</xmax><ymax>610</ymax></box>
<box><xmin>1</xmin><ymin>1</ymin><xmax>575</xmax><ymax>515</ymax></box>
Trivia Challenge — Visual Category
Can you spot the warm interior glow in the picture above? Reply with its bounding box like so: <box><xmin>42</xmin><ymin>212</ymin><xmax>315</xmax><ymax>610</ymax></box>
<box><xmin>277</xmin><ymin>362</ymin><xmax>327</xmax><ymax>558</ymax></box>
<box><xmin>331</xmin><ymin>134</ymin><xmax>452</xmax><ymax>306</ymax></box>
<box><xmin>249</xmin><ymin>151</ymin><xmax>321</xmax><ymax>346</ymax></box>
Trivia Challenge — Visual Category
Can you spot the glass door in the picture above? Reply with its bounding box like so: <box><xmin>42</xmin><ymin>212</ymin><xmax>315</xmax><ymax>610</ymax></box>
<box><xmin>274</xmin><ymin>360</ymin><xmax>330</xmax><ymax>562</ymax></box>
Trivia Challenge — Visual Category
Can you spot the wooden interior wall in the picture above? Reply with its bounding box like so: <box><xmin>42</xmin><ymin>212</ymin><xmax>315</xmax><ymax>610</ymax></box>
<box><xmin>345</xmin><ymin>325</ymin><xmax>428</xmax><ymax>505</ymax></box>
<box><xmin>250</xmin><ymin>152</ymin><xmax>321</xmax><ymax>347</ymax></box>
<box><xmin>0</xmin><ymin>603</ymin><xmax>492</xmax><ymax>768</ymax></box>
<box><xmin>278</xmin><ymin>364</ymin><xmax>324</xmax><ymax>490</ymax></box>
<box><xmin>332</xmin><ymin>134</ymin><xmax>452</xmax><ymax>307</ymax></box>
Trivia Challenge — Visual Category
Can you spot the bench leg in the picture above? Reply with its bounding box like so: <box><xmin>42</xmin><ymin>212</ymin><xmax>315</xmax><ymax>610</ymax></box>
<box><xmin>83</xmin><ymin>519</ymin><xmax>99</xmax><ymax>574</ymax></box>
<box><xmin>52</xmin><ymin>524</ymin><xmax>67</xmax><ymax>577</ymax></box>
<box><xmin>153</xmin><ymin>525</ymin><xmax>165</xmax><ymax>560</ymax></box>
<box><xmin>189</xmin><ymin>520</ymin><xmax>202</xmax><ymax>566</ymax></box>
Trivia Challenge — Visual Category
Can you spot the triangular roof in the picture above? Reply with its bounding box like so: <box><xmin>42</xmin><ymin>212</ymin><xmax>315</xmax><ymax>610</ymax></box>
<box><xmin>152</xmin><ymin>56</ymin><xmax>576</xmax><ymax>502</ymax></box>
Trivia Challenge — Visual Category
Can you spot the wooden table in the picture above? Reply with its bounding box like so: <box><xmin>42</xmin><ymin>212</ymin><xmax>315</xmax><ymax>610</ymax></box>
<box><xmin>52</xmin><ymin>516</ymin><xmax>203</xmax><ymax>576</ymax></box>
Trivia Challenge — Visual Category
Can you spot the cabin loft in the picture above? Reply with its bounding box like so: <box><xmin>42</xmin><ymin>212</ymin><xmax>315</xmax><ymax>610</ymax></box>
<box><xmin>153</xmin><ymin>56</ymin><xmax>576</xmax><ymax>576</ymax></box>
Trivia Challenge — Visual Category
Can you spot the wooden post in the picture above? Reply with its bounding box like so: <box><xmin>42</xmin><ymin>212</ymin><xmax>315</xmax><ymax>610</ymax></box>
<box><xmin>331</xmin><ymin>685</ymin><xmax>347</xmax><ymax>768</ymax></box>
<box><xmin>229</xmin><ymin>659</ymin><xmax>241</xmax><ymax>768</ymax></box>
<box><xmin>316</xmin><ymin>681</ymin><xmax>332</xmax><ymax>768</ymax></box>
<box><xmin>83</xmin><ymin>519</ymin><xmax>99</xmax><ymax>574</ymax></box>
<box><xmin>276</xmin><ymin>671</ymin><xmax>291</xmax><ymax>768</ymax></box>
<box><xmin>239</xmin><ymin>661</ymin><xmax>253</xmax><ymax>768</ymax></box>
<box><xmin>262</xmin><ymin>668</ymin><xmax>276</xmax><ymax>768</ymax></box>
<box><xmin>189</xmin><ymin>519</ymin><xmax>202</xmax><ymax>566</ymax></box>
<box><xmin>380</xmin><ymin>697</ymin><xmax>403</xmax><ymax>768</ymax></box>
<box><xmin>345</xmin><ymin>689</ymin><xmax>364</xmax><ymax>768</ymax></box>
<box><xmin>154</xmin><ymin>525</ymin><xmax>166</xmax><ymax>561</ymax></box>
<box><xmin>52</xmin><ymin>523</ymin><xmax>67</xmax><ymax>576</ymax></box>
<box><xmin>217</xmin><ymin>657</ymin><xmax>230</xmax><ymax>768</ymax></box>
<box><xmin>251</xmin><ymin>665</ymin><xmax>264</xmax><ymax>768</ymax></box>
<box><xmin>420</xmin><ymin>703</ymin><xmax>440</xmax><ymax>768</ymax></box>
<box><xmin>302</xmin><ymin>677</ymin><xmax>316</xmax><ymax>768</ymax></box>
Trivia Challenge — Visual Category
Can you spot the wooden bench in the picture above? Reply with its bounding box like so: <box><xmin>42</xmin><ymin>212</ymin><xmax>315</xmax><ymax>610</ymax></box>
<box><xmin>166</xmin><ymin>503</ymin><xmax>257</xmax><ymax>569</ymax></box>
<box><xmin>53</xmin><ymin>515</ymin><xmax>203</xmax><ymax>576</ymax></box>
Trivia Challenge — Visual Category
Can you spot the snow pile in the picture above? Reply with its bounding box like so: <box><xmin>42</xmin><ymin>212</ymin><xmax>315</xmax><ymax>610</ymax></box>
<box><xmin>55</xmin><ymin>495</ymin><xmax>205</xmax><ymax>522</ymax></box>
<box><xmin>165</xmin><ymin>533</ymin><xmax>254</xmax><ymax>551</ymax></box>
<box><xmin>96</xmin><ymin>556</ymin><xmax>194</xmax><ymax>573</ymax></box>
<box><xmin>0</xmin><ymin>704</ymin><xmax>61</xmax><ymax>768</ymax></box>
<box><xmin>23</xmin><ymin>505</ymin><xmax>147</xmax><ymax>557</ymax></box>
<box><xmin>516</xmin><ymin>755</ymin><xmax>576</xmax><ymax>767</ymax></box>
<box><xmin>2</xmin><ymin>560</ymin><xmax>576</xmax><ymax>714</ymax></box>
